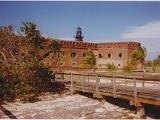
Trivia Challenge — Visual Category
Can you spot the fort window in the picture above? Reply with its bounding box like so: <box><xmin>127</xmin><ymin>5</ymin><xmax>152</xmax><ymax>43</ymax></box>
<box><xmin>99</xmin><ymin>54</ymin><xmax>103</xmax><ymax>58</ymax></box>
<box><xmin>83</xmin><ymin>53</ymin><xmax>86</xmax><ymax>57</ymax></box>
<box><xmin>71</xmin><ymin>52</ymin><xmax>76</xmax><ymax>58</ymax></box>
<box><xmin>119</xmin><ymin>53</ymin><xmax>122</xmax><ymax>58</ymax></box>
<box><xmin>72</xmin><ymin>62</ymin><xmax>76</xmax><ymax>67</ymax></box>
<box><xmin>108</xmin><ymin>54</ymin><xmax>111</xmax><ymax>58</ymax></box>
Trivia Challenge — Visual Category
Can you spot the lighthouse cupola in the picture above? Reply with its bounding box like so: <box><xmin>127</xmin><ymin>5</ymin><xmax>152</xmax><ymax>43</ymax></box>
<box><xmin>75</xmin><ymin>27</ymin><xmax>83</xmax><ymax>42</ymax></box>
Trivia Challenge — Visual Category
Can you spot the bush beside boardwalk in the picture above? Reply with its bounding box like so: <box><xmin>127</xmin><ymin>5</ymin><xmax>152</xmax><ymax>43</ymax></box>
<box><xmin>0</xmin><ymin>22</ymin><xmax>63</xmax><ymax>102</ymax></box>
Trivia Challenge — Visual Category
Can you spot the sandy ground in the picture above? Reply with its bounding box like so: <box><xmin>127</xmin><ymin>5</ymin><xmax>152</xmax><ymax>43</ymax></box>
<box><xmin>0</xmin><ymin>92</ymin><xmax>143</xmax><ymax>119</ymax></box>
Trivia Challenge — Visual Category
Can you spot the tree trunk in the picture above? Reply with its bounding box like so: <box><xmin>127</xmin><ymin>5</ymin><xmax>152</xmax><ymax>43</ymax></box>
<box><xmin>0</xmin><ymin>52</ymin><xmax>7</xmax><ymax>61</ymax></box>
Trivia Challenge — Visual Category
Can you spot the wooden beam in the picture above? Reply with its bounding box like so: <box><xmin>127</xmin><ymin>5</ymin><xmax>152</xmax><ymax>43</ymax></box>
<box><xmin>96</xmin><ymin>74</ymin><xmax>99</xmax><ymax>94</ymax></box>
<box><xmin>129</xmin><ymin>100</ymin><xmax>134</xmax><ymax>106</ymax></box>
<box><xmin>82</xmin><ymin>74</ymin><xmax>85</xmax><ymax>92</ymax></box>
<box><xmin>125</xmin><ymin>75</ymin><xmax>128</xmax><ymax>87</ymax></box>
<box><xmin>113</xmin><ymin>75</ymin><xmax>117</xmax><ymax>98</ymax></box>
<box><xmin>70</xmin><ymin>72</ymin><xmax>74</xmax><ymax>94</ymax></box>
<box><xmin>55</xmin><ymin>72</ymin><xmax>160</xmax><ymax>106</ymax></box>
<box><xmin>136</xmin><ymin>102</ymin><xmax>146</xmax><ymax>119</ymax></box>
<box><xmin>134</xmin><ymin>77</ymin><xmax>137</xmax><ymax>106</ymax></box>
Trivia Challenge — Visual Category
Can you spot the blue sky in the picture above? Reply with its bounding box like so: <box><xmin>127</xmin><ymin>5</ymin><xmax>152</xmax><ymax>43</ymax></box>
<box><xmin>0</xmin><ymin>1</ymin><xmax>160</xmax><ymax>59</ymax></box>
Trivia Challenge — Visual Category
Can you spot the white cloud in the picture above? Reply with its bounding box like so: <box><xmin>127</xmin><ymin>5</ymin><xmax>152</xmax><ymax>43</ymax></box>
<box><xmin>121</xmin><ymin>21</ymin><xmax>160</xmax><ymax>60</ymax></box>
<box><xmin>121</xmin><ymin>21</ymin><xmax>160</xmax><ymax>39</ymax></box>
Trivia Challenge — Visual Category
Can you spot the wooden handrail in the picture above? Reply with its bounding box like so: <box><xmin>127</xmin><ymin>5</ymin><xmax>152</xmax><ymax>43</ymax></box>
<box><xmin>54</xmin><ymin>72</ymin><xmax>160</xmax><ymax>82</ymax></box>
<box><xmin>54</xmin><ymin>71</ymin><xmax>160</xmax><ymax>111</ymax></box>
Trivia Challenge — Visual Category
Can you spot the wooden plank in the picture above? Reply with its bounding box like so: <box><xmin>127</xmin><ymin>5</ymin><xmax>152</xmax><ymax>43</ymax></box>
<box><xmin>113</xmin><ymin>75</ymin><xmax>117</xmax><ymax>98</ymax></box>
<box><xmin>95</xmin><ymin>74</ymin><xmax>98</xmax><ymax>93</ymax></box>
<box><xmin>93</xmin><ymin>74</ymin><xmax>102</xmax><ymax>98</ymax></box>
<box><xmin>134</xmin><ymin>77</ymin><xmax>137</xmax><ymax>105</ymax></box>
<box><xmin>55</xmin><ymin>72</ymin><xmax>160</xmax><ymax>106</ymax></box>
<box><xmin>74</xmin><ymin>80</ymin><xmax>160</xmax><ymax>96</ymax></box>
<box><xmin>70</xmin><ymin>72</ymin><xmax>74</xmax><ymax>94</ymax></box>
<box><xmin>83</xmin><ymin>74</ymin><xmax>85</xmax><ymax>92</ymax></box>
<box><xmin>125</xmin><ymin>75</ymin><xmax>128</xmax><ymax>87</ymax></box>
<box><xmin>87</xmin><ymin>73</ymin><xmax>89</xmax><ymax>82</ymax></box>
<box><xmin>73</xmin><ymin>80</ymin><xmax>160</xmax><ymax>97</ymax></box>
<box><xmin>136</xmin><ymin>102</ymin><xmax>146</xmax><ymax>119</ymax></box>
<box><xmin>55</xmin><ymin>72</ymin><xmax>160</xmax><ymax>82</ymax></box>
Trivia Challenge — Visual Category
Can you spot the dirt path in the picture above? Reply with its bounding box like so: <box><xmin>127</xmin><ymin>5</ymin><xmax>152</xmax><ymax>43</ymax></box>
<box><xmin>0</xmin><ymin>92</ymin><xmax>152</xmax><ymax>119</ymax></box>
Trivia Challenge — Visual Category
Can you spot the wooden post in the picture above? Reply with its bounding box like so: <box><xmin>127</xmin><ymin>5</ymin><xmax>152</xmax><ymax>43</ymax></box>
<box><xmin>96</xmin><ymin>74</ymin><xmax>99</xmax><ymax>94</ymax></box>
<box><xmin>125</xmin><ymin>75</ymin><xmax>127</xmax><ymax>87</ymax></box>
<box><xmin>129</xmin><ymin>100</ymin><xmax>134</xmax><ymax>106</ymax></box>
<box><xmin>83</xmin><ymin>74</ymin><xmax>85</xmax><ymax>92</ymax></box>
<box><xmin>142</xmin><ymin>75</ymin><xmax>145</xmax><ymax>87</ymax></box>
<box><xmin>142</xmin><ymin>82</ymin><xmax>145</xmax><ymax>87</ymax></box>
<box><xmin>134</xmin><ymin>77</ymin><xmax>137</xmax><ymax>105</ymax></box>
<box><xmin>88</xmin><ymin>73</ymin><xmax>89</xmax><ymax>82</ymax></box>
<box><xmin>62</xmin><ymin>71</ymin><xmax>64</xmax><ymax>83</ymax></box>
<box><xmin>136</xmin><ymin>102</ymin><xmax>146</xmax><ymax>119</ymax></box>
<box><xmin>113</xmin><ymin>75</ymin><xmax>117</xmax><ymax>98</ymax></box>
<box><xmin>70</xmin><ymin>72</ymin><xmax>74</xmax><ymax>94</ymax></box>
<box><xmin>93</xmin><ymin>74</ymin><xmax>102</xmax><ymax>98</ymax></box>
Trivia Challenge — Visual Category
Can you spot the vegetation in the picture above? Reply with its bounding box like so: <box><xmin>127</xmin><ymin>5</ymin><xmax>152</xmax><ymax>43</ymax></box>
<box><xmin>43</xmin><ymin>40</ymin><xmax>62</xmax><ymax>68</ymax></box>
<box><xmin>130</xmin><ymin>46</ymin><xmax>147</xmax><ymax>71</ymax></box>
<box><xmin>79</xmin><ymin>50</ymin><xmax>96</xmax><ymax>70</ymax></box>
<box><xmin>146</xmin><ymin>55</ymin><xmax>160</xmax><ymax>72</ymax></box>
<box><xmin>122</xmin><ymin>62</ymin><xmax>136</xmax><ymax>73</ymax></box>
<box><xmin>106</xmin><ymin>63</ymin><xmax>117</xmax><ymax>72</ymax></box>
<box><xmin>0</xmin><ymin>21</ymin><xmax>61</xmax><ymax>102</ymax></box>
<box><xmin>20</xmin><ymin>21</ymin><xmax>43</xmax><ymax>48</ymax></box>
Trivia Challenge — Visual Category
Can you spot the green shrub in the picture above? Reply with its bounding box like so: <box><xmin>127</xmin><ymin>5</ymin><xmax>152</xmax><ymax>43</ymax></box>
<box><xmin>122</xmin><ymin>63</ymin><xmax>135</xmax><ymax>73</ymax></box>
<box><xmin>106</xmin><ymin>63</ymin><xmax>117</xmax><ymax>72</ymax></box>
<box><xmin>0</xmin><ymin>59</ymin><xmax>54</xmax><ymax>101</ymax></box>
<box><xmin>0</xmin><ymin>24</ymin><xmax>56</xmax><ymax>102</ymax></box>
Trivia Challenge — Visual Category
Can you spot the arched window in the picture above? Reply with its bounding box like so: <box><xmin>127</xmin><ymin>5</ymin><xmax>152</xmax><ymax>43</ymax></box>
<box><xmin>83</xmin><ymin>53</ymin><xmax>86</xmax><ymax>57</ymax></box>
<box><xmin>71</xmin><ymin>52</ymin><xmax>76</xmax><ymax>58</ymax></box>
<box><xmin>108</xmin><ymin>54</ymin><xmax>111</xmax><ymax>58</ymax></box>
<box><xmin>72</xmin><ymin>62</ymin><xmax>76</xmax><ymax>67</ymax></box>
<box><xmin>99</xmin><ymin>54</ymin><xmax>103</xmax><ymax>58</ymax></box>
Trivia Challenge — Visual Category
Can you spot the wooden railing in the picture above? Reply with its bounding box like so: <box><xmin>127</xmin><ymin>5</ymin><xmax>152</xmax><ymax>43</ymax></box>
<box><xmin>54</xmin><ymin>71</ymin><xmax>160</xmax><ymax>118</ymax></box>
<box><xmin>54</xmin><ymin>72</ymin><xmax>160</xmax><ymax>106</ymax></box>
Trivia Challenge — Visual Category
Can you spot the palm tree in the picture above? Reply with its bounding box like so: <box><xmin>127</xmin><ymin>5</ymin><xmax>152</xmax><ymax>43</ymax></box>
<box><xmin>20</xmin><ymin>21</ymin><xmax>39</xmax><ymax>38</ymax></box>
<box><xmin>42</xmin><ymin>40</ymin><xmax>62</xmax><ymax>68</ymax></box>
<box><xmin>130</xmin><ymin>46</ymin><xmax>147</xmax><ymax>72</ymax></box>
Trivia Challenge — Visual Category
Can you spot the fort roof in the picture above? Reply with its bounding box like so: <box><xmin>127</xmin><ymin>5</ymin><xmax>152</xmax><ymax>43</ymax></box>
<box><xmin>57</xmin><ymin>39</ymin><xmax>141</xmax><ymax>49</ymax></box>
<box><xmin>43</xmin><ymin>38</ymin><xmax>141</xmax><ymax>50</ymax></box>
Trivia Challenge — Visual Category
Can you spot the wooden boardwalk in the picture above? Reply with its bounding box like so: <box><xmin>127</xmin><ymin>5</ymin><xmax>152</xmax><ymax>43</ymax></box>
<box><xmin>54</xmin><ymin>72</ymin><xmax>160</xmax><ymax>118</ymax></box>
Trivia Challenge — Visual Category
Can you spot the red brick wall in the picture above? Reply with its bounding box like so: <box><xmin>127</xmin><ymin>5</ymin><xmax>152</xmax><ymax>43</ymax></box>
<box><xmin>46</xmin><ymin>40</ymin><xmax>141</xmax><ymax>69</ymax></box>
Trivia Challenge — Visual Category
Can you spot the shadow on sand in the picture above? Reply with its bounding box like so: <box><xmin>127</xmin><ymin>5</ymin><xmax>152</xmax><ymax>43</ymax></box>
<box><xmin>105</xmin><ymin>97</ymin><xmax>160</xmax><ymax>119</ymax></box>
<box><xmin>0</xmin><ymin>105</ymin><xmax>17</xmax><ymax>119</ymax></box>
<box><xmin>78</xmin><ymin>92</ymin><xmax>160</xmax><ymax>119</ymax></box>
